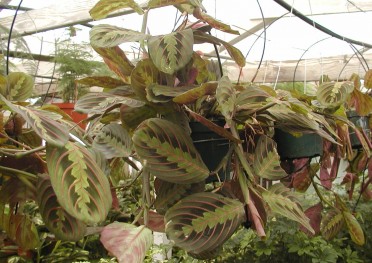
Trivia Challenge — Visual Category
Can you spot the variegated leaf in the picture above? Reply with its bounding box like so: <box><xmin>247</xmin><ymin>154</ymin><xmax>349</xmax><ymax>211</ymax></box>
<box><xmin>120</xmin><ymin>104</ymin><xmax>157</xmax><ymax>132</ymax></box>
<box><xmin>0</xmin><ymin>203</ymin><xmax>40</xmax><ymax>250</ymax></box>
<box><xmin>343</xmin><ymin>211</ymin><xmax>365</xmax><ymax>245</ymax></box>
<box><xmin>100</xmin><ymin>222</ymin><xmax>153</xmax><ymax>263</ymax></box>
<box><xmin>165</xmin><ymin>192</ymin><xmax>245</xmax><ymax>255</ymax></box>
<box><xmin>133</xmin><ymin>118</ymin><xmax>209</xmax><ymax>184</ymax></box>
<box><xmin>262</xmin><ymin>183</ymin><xmax>314</xmax><ymax>234</ymax></box>
<box><xmin>321</xmin><ymin>208</ymin><xmax>344</xmax><ymax>240</ymax></box>
<box><xmin>90</xmin><ymin>25</ymin><xmax>150</xmax><ymax>48</ymax></box>
<box><xmin>216</xmin><ymin>76</ymin><xmax>236</xmax><ymax>122</ymax></box>
<box><xmin>253</xmin><ymin>136</ymin><xmax>286</xmax><ymax>180</ymax></box>
<box><xmin>93</xmin><ymin>123</ymin><xmax>133</xmax><ymax>159</ymax></box>
<box><xmin>131</xmin><ymin>58</ymin><xmax>162</xmax><ymax>101</ymax></box>
<box><xmin>75</xmin><ymin>92</ymin><xmax>145</xmax><ymax>114</ymax></box>
<box><xmin>148</xmin><ymin>29</ymin><xmax>194</xmax><ymax>75</ymax></box>
<box><xmin>173</xmin><ymin>82</ymin><xmax>218</xmax><ymax>104</ymax></box>
<box><xmin>154</xmin><ymin>178</ymin><xmax>205</xmax><ymax>215</ymax></box>
<box><xmin>316</xmin><ymin>81</ymin><xmax>354</xmax><ymax>108</ymax></box>
<box><xmin>0</xmin><ymin>72</ymin><xmax>34</xmax><ymax>101</ymax></box>
<box><xmin>93</xmin><ymin>46</ymin><xmax>134</xmax><ymax>80</ymax></box>
<box><xmin>46</xmin><ymin>142</ymin><xmax>112</xmax><ymax>224</ymax></box>
<box><xmin>76</xmin><ymin>76</ymin><xmax>128</xmax><ymax>89</ymax></box>
<box><xmin>236</xmin><ymin>85</ymin><xmax>272</xmax><ymax>111</ymax></box>
<box><xmin>0</xmin><ymin>177</ymin><xmax>36</xmax><ymax>206</ymax></box>
<box><xmin>37</xmin><ymin>175</ymin><xmax>86</xmax><ymax>241</ymax></box>
<box><xmin>1</xmin><ymin>95</ymin><xmax>69</xmax><ymax>147</ymax></box>
<box><xmin>90</xmin><ymin>0</ymin><xmax>144</xmax><ymax>20</ymax></box>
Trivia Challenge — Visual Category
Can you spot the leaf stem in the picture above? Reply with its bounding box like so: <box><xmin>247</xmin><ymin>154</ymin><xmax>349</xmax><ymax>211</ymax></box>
<box><xmin>311</xmin><ymin>176</ymin><xmax>333</xmax><ymax>207</ymax></box>
<box><xmin>0</xmin><ymin>165</ymin><xmax>38</xmax><ymax>181</ymax></box>
<box><xmin>142</xmin><ymin>168</ymin><xmax>151</xmax><ymax>226</ymax></box>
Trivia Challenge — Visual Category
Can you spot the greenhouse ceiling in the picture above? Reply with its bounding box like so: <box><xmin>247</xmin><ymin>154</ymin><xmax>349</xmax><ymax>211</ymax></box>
<box><xmin>1</xmin><ymin>0</ymin><xmax>372</xmax><ymax>90</ymax></box>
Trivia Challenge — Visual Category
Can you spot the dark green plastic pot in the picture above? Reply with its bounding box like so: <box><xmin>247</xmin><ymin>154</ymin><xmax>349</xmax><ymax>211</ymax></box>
<box><xmin>347</xmin><ymin>111</ymin><xmax>370</xmax><ymax>149</ymax></box>
<box><xmin>189</xmin><ymin>120</ymin><xmax>230</xmax><ymax>182</ymax></box>
<box><xmin>274</xmin><ymin>128</ymin><xmax>323</xmax><ymax>159</ymax></box>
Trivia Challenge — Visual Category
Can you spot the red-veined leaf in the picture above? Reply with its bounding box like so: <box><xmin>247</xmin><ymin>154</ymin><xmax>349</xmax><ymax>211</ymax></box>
<box><xmin>216</xmin><ymin>76</ymin><xmax>236</xmax><ymax>122</ymax></box>
<box><xmin>172</xmin><ymin>81</ymin><xmax>218</xmax><ymax>104</ymax></box>
<box><xmin>300</xmin><ymin>203</ymin><xmax>323</xmax><ymax>236</ymax></box>
<box><xmin>154</xmin><ymin>178</ymin><xmax>205</xmax><ymax>215</ymax></box>
<box><xmin>90</xmin><ymin>25</ymin><xmax>150</xmax><ymax>48</ymax></box>
<box><xmin>90</xmin><ymin>0</ymin><xmax>144</xmax><ymax>20</ymax></box>
<box><xmin>316</xmin><ymin>81</ymin><xmax>354</xmax><ymax>108</ymax></box>
<box><xmin>364</xmin><ymin>69</ymin><xmax>372</xmax><ymax>89</ymax></box>
<box><xmin>148</xmin><ymin>29</ymin><xmax>194</xmax><ymax>75</ymax></box>
<box><xmin>138</xmin><ymin>210</ymin><xmax>166</xmax><ymax>232</ymax></box>
<box><xmin>133</xmin><ymin>118</ymin><xmax>209</xmax><ymax>184</ymax></box>
<box><xmin>76</xmin><ymin>76</ymin><xmax>128</xmax><ymax>89</ymax></box>
<box><xmin>165</xmin><ymin>192</ymin><xmax>245</xmax><ymax>256</ymax></box>
<box><xmin>1</xmin><ymin>95</ymin><xmax>69</xmax><ymax>147</ymax></box>
<box><xmin>75</xmin><ymin>92</ymin><xmax>144</xmax><ymax>115</ymax></box>
<box><xmin>321</xmin><ymin>208</ymin><xmax>344</xmax><ymax>240</ymax></box>
<box><xmin>93</xmin><ymin>123</ymin><xmax>133</xmax><ymax>159</ymax></box>
<box><xmin>253</xmin><ymin>135</ymin><xmax>287</xmax><ymax>180</ymax></box>
<box><xmin>37</xmin><ymin>175</ymin><xmax>86</xmax><ymax>241</ymax></box>
<box><xmin>93</xmin><ymin>46</ymin><xmax>134</xmax><ymax>81</ymax></box>
<box><xmin>100</xmin><ymin>222</ymin><xmax>153</xmax><ymax>263</ymax></box>
<box><xmin>46</xmin><ymin>142</ymin><xmax>112</xmax><ymax>224</ymax></box>
<box><xmin>262</xmin><ymin>183</ymin><xmax>314</xmax><ymax>234</ymax></box>
<box><xmin>120</xmin><ymin>104</ymin><xmax>157</xmax><ymax>132</ymax></box>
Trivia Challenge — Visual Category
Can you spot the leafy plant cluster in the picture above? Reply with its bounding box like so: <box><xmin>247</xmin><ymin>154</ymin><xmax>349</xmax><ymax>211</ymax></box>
<box><xmin>0</xmin><ymin>0</ymin><xmax>371</xmax><ymax>263</ymax></box>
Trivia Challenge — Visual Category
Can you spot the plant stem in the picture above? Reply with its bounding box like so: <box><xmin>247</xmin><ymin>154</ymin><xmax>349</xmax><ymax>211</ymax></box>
<box><xmin>14</xmin><ymin>145</ymin><xmax>46</xmax><ymax>158</ymax></box>
<box><xmin>142</xmin><ymin>168</ymin><xmax>151</xmax><ymax>226</ymax></box>
<box><xmin>0</xmin><ymin>165</ymin><xmax>38</xmax><ymax>180</ymax></box>
<box><xmin>311</xmin><ymin>176</ymin><xmax>333</xmax><ymax>207</ymax></box>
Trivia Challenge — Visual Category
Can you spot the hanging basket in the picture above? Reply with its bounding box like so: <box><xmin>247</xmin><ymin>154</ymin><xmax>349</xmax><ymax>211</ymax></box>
<box><xmin>52</xmin><ymin>102</ymin><xmax>87</xmax><ymax>129</ymax></box>
<box><xmin>189</xmin><ymin>120</ymin><xmax>230</xmax><ymax>183</ymax></box>
<box><xmin>274</xmin><ymin>128</ymin><xmax>323</xmax><ymax>159</ymax></box>
<box><xmin>347</xmin><ymin>111</ymin><xmax>370</xmax><ymax>149</ymax></box>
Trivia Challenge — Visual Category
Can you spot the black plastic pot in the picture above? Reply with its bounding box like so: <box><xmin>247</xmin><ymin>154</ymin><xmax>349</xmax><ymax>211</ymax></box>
<box><xmin>347</xmin><ymin>111</ymin><xmax>370</xmax><ymax>149</ymax></box>
<box><xmin>189</xmin><ymin>120</ymin><xmax>230</xmax><ymax>182</ymax></box>
<box><xmin>274</xmin><ymin>128</ymin><xmax>323</xmax><ymax>159</ymax></box>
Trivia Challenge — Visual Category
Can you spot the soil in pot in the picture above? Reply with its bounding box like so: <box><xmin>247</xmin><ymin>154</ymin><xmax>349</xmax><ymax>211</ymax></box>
<box><xmin>189</xmin><ymin>120</ymin><xmax>230</xmax><ymax>183</ymax></box>
<box><xmin>274</xmin><ymin>128</ymin><xmax>323</xmax><ymax>159</ymax></box>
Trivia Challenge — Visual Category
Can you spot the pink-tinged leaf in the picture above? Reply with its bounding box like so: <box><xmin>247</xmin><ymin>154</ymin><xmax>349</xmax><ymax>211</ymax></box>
<box><xmin>321</xmin><ymin>208</ymin><xmax>344</xmax><ymax>240</ymax></box>
<box><xmin>292</xmin><ymin>165</ymin><xmax>312</xmax><ymax>192</ymax></box>
<box><xmin>90</xmin><ymin>0</ymin><xmax>144</xmax><ymax>20</ymax></box>
<box><xmin>100</xmin><ymin>222</ymin><xmax>153</xmax><ymax>263</ymax></box>
<box><xmin>247</xmin><ymin>191</ymin><xmax>266</xmax><ymax>238</ymax></box>
<box><xmin>0</xmin><ymin>177</ymin><xmax>36</xmax><ymax>206</ymax></box>
<box><xmin>343</xmin><ymin>211</ymin><xmax>365</xmax><ymax>245</ymax></box>
<box><xmin>36</xmin><ymin>175</ymin><xmax>86</xmax><ymax>241</ymax></box>
<box><xmin>300</xmin><ymin>203</ymin><xmax>323</xmax><ymax>236</ymax></box>
<box><xmin>348</xmin><ymin>88</ymin><xmax>372</xmax><ymax>116</ymax></box>
<box><xmin>138</xmin><ymin>210</ymin><xmax>166</xmax><ymax>233</ymax></box>
<box><xmin>93</xmin><ymin>46</ymin><xmax>134</xmax><ymax>81</ymax></box>
<box><xmin>320</xmin><ymin>164</ymin><xmax>332</xmax><ymax>190</ymax></box>
<box><xmin>1</xmin><ymin>95</ymin><xmax>69</xmax><ymax>147</ymax></box>
<box><xmin>341</xmin><ymin>173</ymin><xmax>358</xmax><ymax>200</ymax></box>
<box><xmin>46</xmin><ymin>142</ymin><xmax>112</xmax><ymax>224</ymax></box>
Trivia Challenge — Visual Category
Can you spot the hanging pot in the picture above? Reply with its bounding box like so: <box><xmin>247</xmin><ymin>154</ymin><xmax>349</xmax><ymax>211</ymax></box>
<box><xmin>274</xmin><ymin>128</ymin><xmax>323</xmax><ymax>159</ymax></box>
<box><xmin>189</xmin><ymin>120</ymin><xmax>230</xmax><ymax>183</ymax></box>
<box><xmin>52</xmin><ymin>102</ymin><xmax>88</xmax><ymax>129</ymax></box>
<box><xmin>347</xmin><ymin>110</ymin><xmax>370</xmax><ymax>149</ymax></box>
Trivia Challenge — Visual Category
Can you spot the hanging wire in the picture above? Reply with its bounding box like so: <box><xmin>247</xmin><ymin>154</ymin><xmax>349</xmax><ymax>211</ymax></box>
<box><xmin>272</xmin><ymin>0</ymin><xmax>372</xmax><ymax>48</ymax></box>
<box><xmin>292</xmin><ymin>37</ymin><xmax>332</xmax><ymax>86</ymax></box>
<box><xmin>349</xmin><ymin>43</ymin><xmax>369</xmax><ymax>71</ymax></box>
<box><xmin>237</xmin><ymin>12</ymin><xmax>288</xmax><ymax>84</ymax></box>
<box><xmin>250</xmin><ymin>0</ymin><xmax>266</xmax><ymax>83</ymax></box>
<box><xmin>6</xmin><ymin>0</ymin><xmax>24</xmax><ymax>76</ymax></box>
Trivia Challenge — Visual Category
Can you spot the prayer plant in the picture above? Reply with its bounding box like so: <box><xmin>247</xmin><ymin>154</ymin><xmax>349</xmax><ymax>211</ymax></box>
<box><xmin>0</xmin><ymin>0</ymin><xmax>371</xmax><ymax>262</ymax></box>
